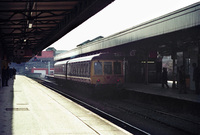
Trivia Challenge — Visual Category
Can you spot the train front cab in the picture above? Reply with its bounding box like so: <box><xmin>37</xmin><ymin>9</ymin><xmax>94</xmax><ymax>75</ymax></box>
<box><xmin>54</xmin><ymin>60</ymin><xmax>68</xmax><ymax>84</ymax></box>
<box><xmin>90</xmin><ymin>59</ymin><xmax>124</xmax><ymax>90</ymax></box>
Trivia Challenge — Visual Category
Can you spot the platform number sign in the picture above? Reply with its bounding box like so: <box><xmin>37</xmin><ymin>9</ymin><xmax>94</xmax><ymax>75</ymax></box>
<box><xmin>130</xmin><ymin>50</ymin><xmax>136</xmax><ymax>56</ymax></box>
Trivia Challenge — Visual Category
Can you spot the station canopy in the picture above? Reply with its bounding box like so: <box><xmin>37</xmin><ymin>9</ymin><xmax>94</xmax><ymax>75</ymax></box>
<box><xmin>0</xmin><ymin>0</ymin><xmax>114</xmax><ymax>63</ymax></box>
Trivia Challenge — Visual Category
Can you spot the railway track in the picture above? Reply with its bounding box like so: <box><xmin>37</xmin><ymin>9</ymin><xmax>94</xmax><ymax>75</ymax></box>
<box><xmin>35</xmin><ymin>78</ymin><xmax>200</xmax><ymax>135</ymax></box>
<box><xmin>100</xmin><ymin>100</ymin><xmax>200</xmax><ymax>135</ymax></box>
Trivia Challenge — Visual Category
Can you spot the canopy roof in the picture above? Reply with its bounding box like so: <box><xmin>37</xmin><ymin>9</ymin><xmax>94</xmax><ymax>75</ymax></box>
<box><xmin>0</xmin><ymin>0</ymin><xmax>114</xmax><ymax>63</ymax></box>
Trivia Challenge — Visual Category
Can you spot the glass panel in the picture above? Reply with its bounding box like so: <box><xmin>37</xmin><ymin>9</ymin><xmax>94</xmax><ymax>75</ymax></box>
<box><xmin>94</xmin><ymin>62</ymin><xmax>102</xmax><ymax>75</ymax></box>
<box><xmin>104</xmin><ymin>62</ymin><xmax>112</xmax><ymax>75</ymax></box>
<box><xmin>114</xmin><ymin>62</ymin><xmax>121</xmax><ymax>74</ymax></box>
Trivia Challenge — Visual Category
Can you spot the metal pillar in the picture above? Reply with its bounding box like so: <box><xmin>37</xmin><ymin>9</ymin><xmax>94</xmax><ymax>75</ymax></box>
<box><xmin>198</xmin><ymin>46</ymin><xmax>200</xmax><ymax>67</ymax></box>
<box><xmin>123</xmin><ymin>57</ymin><xmax>126</xmax><ymax>82</ymax></box>
<box><xmin>145</xmin><ymin>52</ymin><xmax>149</xmax><ymax>84</ymax></box>
<box><xmin>172</xmin><ymin>53</ymin><xmax>176</xmax><ymax>88</ymax></box>
<box><xmin>0</xmin><ymin>58</ymin><xmax>1</xmax><ymax>88</ymax></box>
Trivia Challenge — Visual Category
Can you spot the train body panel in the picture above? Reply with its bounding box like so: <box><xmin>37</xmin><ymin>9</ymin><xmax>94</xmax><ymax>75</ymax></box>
<box><xmin>67</xmin><ymin>75</ymin><xmax>91</xmax><ymax>83</ymax></box>
<box><xmin>54</xmin><ymin>60</ymin><xmax>68</xmax><ymax>80</ymax></box>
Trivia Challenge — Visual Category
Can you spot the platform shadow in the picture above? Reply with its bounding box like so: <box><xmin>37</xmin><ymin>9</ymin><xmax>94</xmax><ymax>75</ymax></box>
<box><xmin>0</xmin><ymin>78</ymin><xmax>14</xmax><ymax>135</ymax></box>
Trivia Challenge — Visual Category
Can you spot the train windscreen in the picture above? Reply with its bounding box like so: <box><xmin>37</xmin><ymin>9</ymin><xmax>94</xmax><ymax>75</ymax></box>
<box><xmin>94</xmin><ymin>62</ymin><xmax>102</xmax><ymax>75</ymax></box>
<box><xmin>104</xmin><ymin>62</ymin><xmax>112</xmax><ymax>75</ymax></box>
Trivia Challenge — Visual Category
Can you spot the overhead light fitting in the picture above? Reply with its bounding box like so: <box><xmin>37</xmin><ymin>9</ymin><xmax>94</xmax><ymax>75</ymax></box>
<box><xmin>28</xmin><ymin>23</ymin><xmax>33</xmax><ymax>28</ymax></box>
<box><xmin>159</xmin><ymin>45</ymin><xmax>166</xmax><ymax>48</ymax></box>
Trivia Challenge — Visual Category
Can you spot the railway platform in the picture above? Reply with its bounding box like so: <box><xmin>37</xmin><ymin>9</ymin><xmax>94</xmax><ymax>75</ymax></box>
<box><xmin>0</xmin><ymin>75</ymin><xmax>132</xmax><ymax>135</ymax></box>
<box><xmin>123</xmin><ymin>82</ymin><xmax>200</xmax><ymax>118</ymax></box>
<box><xmin>124</xmin><ymin>81</ymin><xmax>200</xmax><ymax>104</ymax></box>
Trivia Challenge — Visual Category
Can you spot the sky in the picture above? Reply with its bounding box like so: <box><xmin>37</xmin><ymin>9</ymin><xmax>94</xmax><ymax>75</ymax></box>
<box><xmin>48</xmin><ymin>0</ymin><xmax>199</xmax><ymax>51</ymax></box>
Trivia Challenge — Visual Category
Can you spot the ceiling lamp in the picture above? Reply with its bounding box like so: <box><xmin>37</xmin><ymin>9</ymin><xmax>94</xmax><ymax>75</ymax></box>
<box><xmin>28</xmin><ymin>23</ymin><xmax>33</xmax><ymax>28</ymax></box>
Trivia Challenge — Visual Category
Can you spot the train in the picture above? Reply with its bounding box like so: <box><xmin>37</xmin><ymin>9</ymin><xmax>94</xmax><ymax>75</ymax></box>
<box><xmin>53</xmin><ymin>53</ymin><xmax>124</xmax><ymax>91</ymax></box>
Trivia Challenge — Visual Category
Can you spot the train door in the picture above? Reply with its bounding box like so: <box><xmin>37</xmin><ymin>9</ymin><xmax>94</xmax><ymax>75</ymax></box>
<box><xmin>104</xmin><ymin>61</ymin><xmax>113</xmax><ymax>84</ymax></box>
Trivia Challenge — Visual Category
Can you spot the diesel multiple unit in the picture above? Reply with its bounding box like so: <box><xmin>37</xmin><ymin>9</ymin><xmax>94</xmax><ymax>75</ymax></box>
<box><xmin>54</xmin><ymin>53</ymin><xmax>124</xmax><ymax>88</ymax></box>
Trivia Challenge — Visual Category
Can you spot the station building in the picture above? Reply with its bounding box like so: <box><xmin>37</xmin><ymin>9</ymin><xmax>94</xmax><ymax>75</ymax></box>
<box><xmin>24</xmin><ymin>48</ymin><xmax>68</xmax><ymax>77</ymax></box>
<box><xmin>54</xmin><ymin>2</ymin><xmax>200</xmax><ymax>91</ymax></box>
<box><xmin>4</xmin><ymin>48</ymin><xmax>66</xmax><ymax>79</ymax></box>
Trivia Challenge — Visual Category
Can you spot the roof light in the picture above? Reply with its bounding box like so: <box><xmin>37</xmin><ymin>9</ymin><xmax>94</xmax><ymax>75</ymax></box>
<box><xmin>28</xmin><ymin>23</ymin><xmax>33</xmax><ymax>28</ymax></box>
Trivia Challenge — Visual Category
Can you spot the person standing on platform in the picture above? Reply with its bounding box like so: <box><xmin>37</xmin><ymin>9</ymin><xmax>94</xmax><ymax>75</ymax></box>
<box><xmin>9</xmin><ymin>67</ymin><xmax>13</xmax><ymax>79</ymax></box>
<box><xmin>12</xmin><ymin>68</ymin><xmax>16</xmax><ymax>80</ymax></box>
<box><xmin>192</xmin><ymin>63</ymin><xmax>200</xmax><ymax>95</ymax></box>
<box><xmin>5</xmin><ymin>66</ymin><xmax>9</xmax><ymax>86</ymax></box>
<box><xmin>161</xmin><ymin>68</ymin><xmax>169</xmax><ymax>88</ymax></box>
<box><xmin>178</xmin><ymin>65</ymin><xmax>186</xmax><ymax>94</ymax></box>
<box><xmin>2</xmin><ymin>66</ymin><xmax>9</xmax><ymax>87</ymax></box>
<box><xmin>2</xmin><ymin>66</ymin><xmax>6</xmax><ymax>87</ymax></box>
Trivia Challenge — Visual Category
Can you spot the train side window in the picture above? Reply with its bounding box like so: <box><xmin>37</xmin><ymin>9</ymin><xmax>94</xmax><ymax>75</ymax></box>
<box><xmin>104</xmin><ymin>62</ymin><xmax>112</xmax><ymax>75</ymax></box>
<box><xmin>67</xmin><ymin>64</ymin><xmax>70</xmax><ymax>75</ymax></box>
<box><xmin>63</xmin><ymin>65</ymin><xmax>65</xmax><ymax>73</ymax></box>
<box><xmin>85</xmin><ymin>63</ymin><xmax>87</xmax><ymax>76</ymax></box>
<box><xmin>86</xmin><ymin>62</ymin><xmax>90</xmax><ymax>77</ymax></box>
<box><xmin>73</xmin><ymin>64</ymin><xmax>76</xmax><ymax>75</ymax></box>
<box><xmin>76</xmin><ymin>63</ymin><xmax>78</xmax><ymax>76</ymax></box>
<box><xmin>94</xmin><ymin>62</ymin><xmax>102</xmax><ymax>75</ymax></box>
<box><xmin>78</xmin><ymin>63</ymin><xmax>81</xmax><ymax>76</ymax></box>
<box><xmin>70</xmin><ymin>64</ymin><xmax>73</xmax><ymax>75</ymax></box>
<box><xmin>80</xmin><ymin>63</ymin><xmax>84</xmax><ymax>76</ymax></box>
<box><xmin>82</xmin><ymin>63</ymin><xmax>85</xmax><ymax>76</ymax></box>
<box><xmin>83</xmin><ymin>63</ymin><xmax>89</xmax><ymax>77</ymax></box>
<box><xmin>75</xmin><ymin>64</ymin><xmax>77</xmax><ymax>76</ymax></box>
<box><xmin>114</xmin><ymin>62</ymin><xmax>121</xmax><ymax>74</ymax></box>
